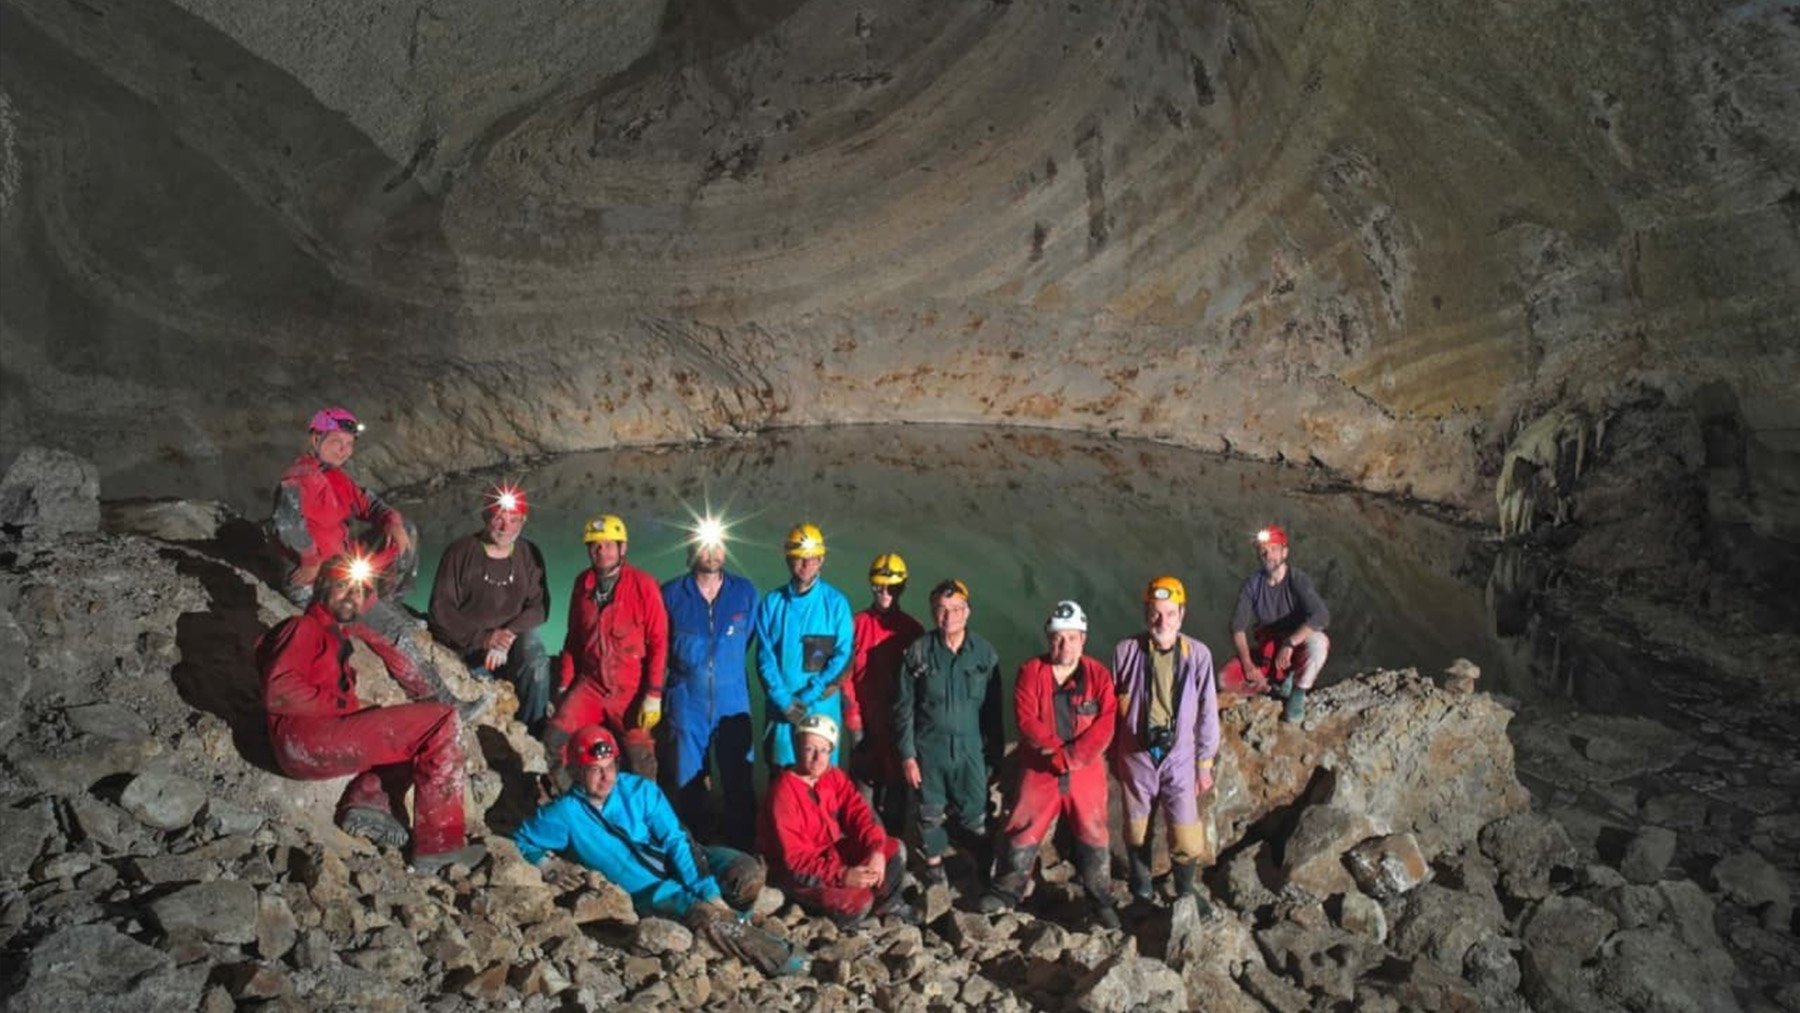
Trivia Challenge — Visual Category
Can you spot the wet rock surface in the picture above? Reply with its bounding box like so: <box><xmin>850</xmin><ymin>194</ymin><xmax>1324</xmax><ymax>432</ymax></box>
<box><xmin>0</xmin><ymin>503</ymin><xmax>1796</xmax><ymax>1010</ymax></box>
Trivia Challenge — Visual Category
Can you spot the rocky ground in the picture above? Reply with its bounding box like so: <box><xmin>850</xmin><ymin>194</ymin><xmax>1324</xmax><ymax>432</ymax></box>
<box><xmin>1</xmin><ymin>449</ymin><xmax>1796</xmax><ymax>1011</ymax></box>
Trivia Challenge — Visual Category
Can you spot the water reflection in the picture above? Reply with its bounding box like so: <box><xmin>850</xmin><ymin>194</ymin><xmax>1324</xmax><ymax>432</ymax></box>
<box><xmin>397</xmin><ymin>425</ymin><xmax>1531</xmax><ymax>699</ymax></box>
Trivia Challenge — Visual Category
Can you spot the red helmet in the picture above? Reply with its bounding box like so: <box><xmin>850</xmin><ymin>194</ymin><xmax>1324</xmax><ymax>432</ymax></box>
<box><xmin>484</xmin><ymin>484</ymin><xmax>529</xmax><ymax>518</ymax></box>
<box><xmin>1256</xmin><ymin>525</ymin><xmax>1289</xmax><ymax>547</ymax></box>
<box><xmin>567</xmin><ymin>725</ymin><xmax>618</xmax><ymax>768</ymax></box>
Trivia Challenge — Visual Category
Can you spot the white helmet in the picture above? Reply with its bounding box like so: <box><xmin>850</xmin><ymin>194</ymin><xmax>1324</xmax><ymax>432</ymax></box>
<box><xmin>795</xmin><ymin>712</ymin><xmax>840</xmax><ymax>749</ymax></box>
<box><xmin>1046</xmin><ymin>599</ymin><xmax>1088</xmax><ymax>633</ymax></box>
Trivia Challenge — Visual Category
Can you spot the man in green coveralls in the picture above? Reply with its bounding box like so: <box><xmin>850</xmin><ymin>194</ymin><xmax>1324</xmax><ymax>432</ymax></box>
<box><xmin>892</xmin><ymin>579</ymin><xmax>1004</xmax><ymax>889</ymax></box>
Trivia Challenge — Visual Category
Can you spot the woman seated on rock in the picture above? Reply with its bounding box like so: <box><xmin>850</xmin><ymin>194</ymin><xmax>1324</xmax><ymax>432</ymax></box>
<box><xmin>514</xmin><ymin>725</ymin><xmax>806</xmax><ymax>976</ymax></box>
<box><xmin>760</xmin><ymin>714</ymin><xmax>914</xmax><ymax>928</ymax></box>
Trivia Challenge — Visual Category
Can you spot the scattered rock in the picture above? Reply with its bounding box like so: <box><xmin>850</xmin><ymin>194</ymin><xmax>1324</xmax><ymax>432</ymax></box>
<box><xmin>1335</xmin><ymin>891</ymin><xmax>1388</xmax><ymax>944</ymax></box>
<box><xmin>634</xmin><ymin>916</ymin><xmax>693</xmax><ymax>955</ymax></box>
<box><xmin>119</xmin><ymin>772</ymin><xmax>208</xmax><ymax>831</ymax></box>
<box><xmin>1388</xmin><ymin>882</ymin><xmax>1505</xmax><ymax>974</ymax></box>
<box><xmin>1518</xmin><ymin>893</ymin><xmax>1617</xmax><ymax>1011</ymax></box>
<box><xmin>256</xmin><ymin>892</ymin><xmax>299</xmax><ymax>960</ymax></box>
<box><xmin>1075</xmin><ymin>947</ymin><xmax>1187</xmax><ymax>1013</ymax></box>
<box><xmin>1711</xmin><ymin>851</ymin><xmax>1792</xmax><ymax>924</ymax></box>
<box><xmin>14</xmin><ymin>923</ymin><xmax>207</xmax><ymax>1012</ymax></box>
<box><xmin>203</xmin><ymin>798</ymin><xmax>266</xmax><ymax>837</ymax></box>
<box><xmin>1345</xmin><ymin>832</ymin><xmax>1430</xmax><ymax>899</ymax></box>
<box><xmin>1618</xmin><ymin>825</ymin><xmax>1677</xmax><ymax>884</ymax></box>
<box><xmin>1255</xmin><ymin>921</ymin><xmax>1376</xmax><ymax>1001</ymax></box>
<box><xmin>148</xmin><ymin>880</ymin><xmax>259</xmax><ymax>944</ymax></box>
<box><xmin>0</xmin><ymin>797</ymin><xmax>54</xmax><ymax>879</ymax></box>
<box><xmin>1479</xmin><ymin>811</ymin><xmax>1577</xmax><ymax>901</ymax></box>
<box><xmin>66</xmin><ymin>703</ymin><xmax>151</xmax><ymax>742</ymax></box>
<box><xmin>1280</xmin><ymin>804</ymin><xmax>1374</xmax><ymax>898</ymax></box>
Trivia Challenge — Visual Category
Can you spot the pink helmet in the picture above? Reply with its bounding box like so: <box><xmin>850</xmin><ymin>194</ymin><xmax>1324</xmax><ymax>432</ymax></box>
<box><xmin>308</xmin><ymin>407</ymin><xmax>363</xmax><ymax>435</ymax></box>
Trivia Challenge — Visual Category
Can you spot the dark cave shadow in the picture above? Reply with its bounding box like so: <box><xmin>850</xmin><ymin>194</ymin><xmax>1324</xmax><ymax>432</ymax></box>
<box><xmin>475</xmin><ymin>724</ymin><xmax>541</xmax><ymax>836</ymax></box>
<box><xmin>162</xmin><ymin>547</ymin><xmax>282</xmax><ymax>775</ymax></box>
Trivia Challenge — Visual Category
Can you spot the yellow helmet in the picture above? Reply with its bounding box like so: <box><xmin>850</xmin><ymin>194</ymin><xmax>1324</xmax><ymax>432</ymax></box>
<box><xmin>869</xmin><ymin>553</ymin><xmax>908</xmax><ymax>587</ymax></box>
<box><xmin>1145</xmin><ymin>575</ymin><xmax>1187</xmax><ymax>606</ymax></box>
<box><xmin>784</xmin><ymin>523</ymin><xmax>827</xmax><ymax>559</ymax></box>
<box><xmin>582</xmin><ymin>514</ymin><xmax>629</xmax><ymax>544</ymax></box>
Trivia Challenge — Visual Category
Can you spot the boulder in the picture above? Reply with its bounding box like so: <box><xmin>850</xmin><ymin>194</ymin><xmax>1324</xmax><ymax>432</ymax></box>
<box><xmin>1711</xmin><ymin>851</ymin><xmax>1792</xmax><ymax>924</ymax></box>
<box><xmin>1479</xmin><ymin>811</ymin><xmax>1578</xmax><ymax>901</ymax></box>
<box><xmin>1279</xmin><ymin>804</ymin><xmax>1374</xmax><ymax>898</ymax></box>
<box><xmin>1617</xmin><ymin>825</ymin><xmax>1678</xmax><ymax>884</ymax></box>
<box><xmin>1334</xmin><ymin>891</ymin><xmax>1388</xmax><ymax>944</ymax></box>
<box><xmin>0</xmin><ymin>607</ymin><xmax>32</xmax><ymax>749</ymax></box>
<box><xmin>1597</xmin><ymin>926</ymin><xmax>1741</xmax><ymax>1013</ymax></box>
<box><xmin>14</xmin><ymin>923</ymin><xmax>208</xmax><ymax>1012</ymax></box>
<box><xmin>1388</xmin><ymin>882</ymin><xmax>1506</xmax><ymax>974</ymax></box>
<box><xmin>1345</xmin><ymin>832</ymin><xmax>1431</xmax><ymax>899</ymax></box>
<box><xmin>256</xmin><ymin>892</ymin><xmax>299</xmax><ymax>960</ymax></box>
<box><xmin>1074</xmin><ymin>950</ymin><xmax>1187</xmax><ymax>1013</ymax></box>
<box><xmin>1254</xmin><ymin>921</ymin><xmax>1377</xmax><ymax>1001</ymax></box>
<box><xmin>0</xmin><ymin>447</ymin><xmax>101</xmax><ymax>540</ymax></box>
<box><xmin>1518</xmin><ymin>894</ymin><xmax>1618</xmax><ymax>1012</ymax></box>
<box><xmin>101</xmin><ymin>498</ymin><xmax>229</xmax><ymax>542</ymax></box>
<box><xmin>1208</xmin><ymin>670</ymin><xmax>1528</xmax><ymax>862</ymax></box>
<box><xmin>0</xmin><ymin>796</ymin><xmax>54</xmax><ymax>879</ymax></box>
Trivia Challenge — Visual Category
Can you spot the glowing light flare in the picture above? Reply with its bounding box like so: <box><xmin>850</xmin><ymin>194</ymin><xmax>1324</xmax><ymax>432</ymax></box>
<box><xmin>339</xmin><ymin>553</ymin><xmax>377</xmax><ymax>587</ymax></box>
<box><xmin>690</xmin><ymin>514</ymin><xmax>730</xmax><ymax>551</ymax></box>
<box><xmin>1256</xmin><ymin>529</ymin><xmax>1273</xmax><ymax>544</ymax></box>
<box><xmin>486</xmin><ymin>483</ymin><xmax>527</xmax><ymax>516</ymax></box>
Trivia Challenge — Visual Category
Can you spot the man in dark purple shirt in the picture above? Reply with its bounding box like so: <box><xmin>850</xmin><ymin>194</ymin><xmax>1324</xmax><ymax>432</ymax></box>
<box><xmin>1218</xmin><ymin>525</ymin><xmax>1330</xmax><ymax>723</ymax></box>
<box><xmin>427</xmin><ymin>485</ymin><xmax>552</xmax><ymax>734</ymax></box>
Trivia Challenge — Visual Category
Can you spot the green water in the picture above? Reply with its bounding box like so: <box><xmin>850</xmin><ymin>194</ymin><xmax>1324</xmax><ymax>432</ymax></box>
<box><xmin>397</xmin><ymin>425</ymin><xmax>1524</xmax><ymax>714</ymax></box>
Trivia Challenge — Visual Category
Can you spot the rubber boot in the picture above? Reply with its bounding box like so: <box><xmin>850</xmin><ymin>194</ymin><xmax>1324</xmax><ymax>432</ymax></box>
<box><xmin>1283</xmin><ymin>687</ymin><xmax>1307</xmax><ymax>724</ymax></box>
<box><xmin>1127</xmin><ymin>839</ymin><xmax>1156</xmax><ymax>903</ymax></box>
<box><xmin>980</xmin><ymin>845</ymin><xmax>1037</xmax><ymax>913</ymax></box>
<box><xmin>1075</xmin><ymin>843</ymin><xmax>1121</xmax><ymax>930</ymax></box>
<box><xmin>1172</xmin><ymin>861</ymin><xmax>1215</xmax><ymax>919</ymax></box>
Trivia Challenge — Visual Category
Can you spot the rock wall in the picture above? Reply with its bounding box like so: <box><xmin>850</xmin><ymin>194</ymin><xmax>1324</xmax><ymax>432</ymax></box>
<box><xmin>1</xmin><ymin>0</ymin><xmax>1796</xmax><ymax>526</ymax></box>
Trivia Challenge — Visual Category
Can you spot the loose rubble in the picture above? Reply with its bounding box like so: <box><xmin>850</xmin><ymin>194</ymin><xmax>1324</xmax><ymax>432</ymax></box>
<box><xmin>0</xmin><ymin>461</ymin><xmax>1794</xmax><ymax>1010</ymax></box>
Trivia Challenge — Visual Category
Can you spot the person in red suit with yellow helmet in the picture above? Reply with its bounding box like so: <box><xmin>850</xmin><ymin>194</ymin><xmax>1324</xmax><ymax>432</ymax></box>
<box><xmin>547</xmin><ymin>513</ymin><xmax>668</xmax><ymax>783</ymax></box>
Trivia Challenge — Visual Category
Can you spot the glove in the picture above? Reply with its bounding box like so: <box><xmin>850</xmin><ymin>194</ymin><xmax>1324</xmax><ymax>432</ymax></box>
<box><xmin>638</xmin><ymin>693</ymin><xmax>663</xmax><ymax>731</ymax></box>
<box><xmin>784</xmin><ymin>703</ymin><xmax>808</xmax><ymax>727</ymax></box>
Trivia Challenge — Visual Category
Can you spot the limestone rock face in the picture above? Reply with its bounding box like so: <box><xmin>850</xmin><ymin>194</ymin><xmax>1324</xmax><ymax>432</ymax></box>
<box><xmin>2</xmin><ymin>1</ymin><xmax>1796</xmax><ymax>536</ymax></box>
<box><xmin>0</xmin><ymin>447</ymin><xmax>101</xmax><ymax>540</ymax></box>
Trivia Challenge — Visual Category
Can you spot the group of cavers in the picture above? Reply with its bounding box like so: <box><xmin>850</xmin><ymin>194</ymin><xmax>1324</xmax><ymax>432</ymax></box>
<box><xmin>255</xmin><ymin>407</ymin><xmax>1333</xmax><ymax>974</ymax></box>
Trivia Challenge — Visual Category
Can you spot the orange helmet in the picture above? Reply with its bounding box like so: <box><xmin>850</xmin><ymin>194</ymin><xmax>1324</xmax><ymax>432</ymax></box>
<box><xmin>1145</xmin><ymin>576</ymin><xmax>1187</xmax><ymax>606</ymax></box>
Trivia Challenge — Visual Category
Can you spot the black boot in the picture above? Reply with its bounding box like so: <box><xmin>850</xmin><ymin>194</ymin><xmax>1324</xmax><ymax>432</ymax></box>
<box><xmin>1127</xmin><ymin>839</ymin><xmax>1156</xmax><ymax>903</ymax></box>
<box><xmin>1172</xmin><ymin>861</ymin><xmax>1215</xmax><ymax>919</ymax></box>
<box><xmin>1074</xmin><ymin>844</ymin><xmax>1121</xmax><ymax>930</ymax></box>
<box><xmin>979</xmin><ymin>845</ymin><xmax>1037</xmax><ymax>913</ymax></box>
